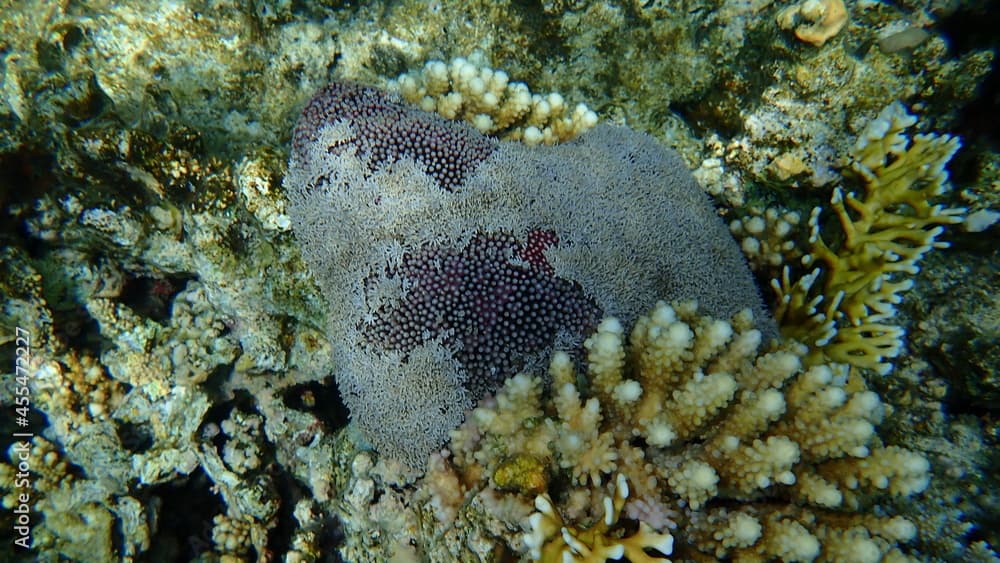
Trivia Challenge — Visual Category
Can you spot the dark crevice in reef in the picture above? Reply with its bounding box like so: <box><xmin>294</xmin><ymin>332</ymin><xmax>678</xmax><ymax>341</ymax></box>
<box><xmin>115</xmin><ymin>420</ymin><xmax>154</xmax><ymax>454</ymax></box>
<box><xmin>267</xmin><ymin>469</ymin><xmax>299</xmax><ymax>561</ymax></box>
<box><xmin>143</xmin><ymin>467</ymin><xmax>225</xmax><ymax>561</ymax></box>
<box><xmin>266</xmin><ymin>465</ymin><xmax>346</xmax><ymax>563</ymax></box>
<box><xmin>946</xmin><ymin>133</ymin><xmax>990</xmax><ymax>191</ymax></box>
<box><xmin>192</xmin><ymin>388</ymin><xmax>347</xmax><ymax>561</ymax></box>
<box><xmin>0</xmin><ymin>147</ymin><xmax>58</xmax><ymax>231</ymax></box>
<box><xmin>938</xmin><ymin>0</ymin><xmax>1000</xmax><ymax>148</ymax></box>
<box><xmin>118</xmin><ymin>274</ymin><xmax>194</xmax><ymax>324</ymax></box>
<box><xmin>951</xmin><ymin>57</ymin><xmax>1000</xmax><ymax>149</ymax></box>
<box><xmin>52</xmin><ymin>301</ymin><xmax>103</xmax><ymax>357</ymax></box>
<box><xmin>281</xmin><ymin>377</ymin><xmax>350</xmax><ymax>432</ymax></box>
<box><xmin>0</xmin><ymin>146</ymin><xmax>61</xmax><ymax>300</ymax></box>
<box><xmin>198</xmin><ymin>390</ymin><xmax>257</xmax><ymax>449</ymax></box>
<box><xmin>937</xmin><ymin>0</ymin><xmax>1000</xmax><ymax>54</ymax></box>
<box><xmin>199</xmin><ymin>361</ymin><xmax>241</xmax><ymax>405</ymax></box>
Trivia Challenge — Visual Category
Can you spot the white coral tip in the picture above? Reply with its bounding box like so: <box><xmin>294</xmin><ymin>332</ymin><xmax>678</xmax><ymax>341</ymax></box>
<box><xmin>523</xmin><ymin>126</ymin><xmax>544</xmax><ymax>146</ymax></box>
<box><xmin>616</xmin><ymin>473</ymin><xmax>629</xmax><ymax>499</ymax></box>
<box><xmin>613</xmin><ymin>380</ymin><xmax>642</xmax><ymax>402</ymax></box>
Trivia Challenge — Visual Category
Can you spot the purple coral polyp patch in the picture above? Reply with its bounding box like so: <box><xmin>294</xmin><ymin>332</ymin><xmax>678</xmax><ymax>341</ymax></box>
<box><xmin>363</xmin><ymin>232</ymin><xmax>601</xmax><ymax>392</ymax></box>
<box><xmin>285</xmin><ymin>81</ymin><xmax>773</xmax><ymax>466</ymax></box>
<box><xmin>292</xmin><ymin>81</ymin><xmax>495</xmax><ymax>191</ymax></box>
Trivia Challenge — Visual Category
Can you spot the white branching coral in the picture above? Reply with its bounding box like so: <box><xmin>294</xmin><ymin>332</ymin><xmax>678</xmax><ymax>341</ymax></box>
<box><xmin>730</xmin><ymin>206</ymin><xmax>804</xmax><ymax>274</ymax></box>
<box><xmin>444</xmin><ymin>301</ymin><xmax>930</xmax><ymax>561</ymax></box>
<box><xmin>391</xmin><ymin>54</ymin><xmax>598</xmax><ymax>145</ymax></box>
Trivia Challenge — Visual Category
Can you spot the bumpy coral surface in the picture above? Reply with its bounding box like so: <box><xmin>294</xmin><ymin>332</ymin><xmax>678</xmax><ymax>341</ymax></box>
<box><xmin>285</xmin><ymin>81</ymin><xmax>772</xmax><ymax>467</ymax></box>
<box><xmin>392</xmin><ymin>54</ymin><xmax>598</xmax><ymax>145</ymax></box>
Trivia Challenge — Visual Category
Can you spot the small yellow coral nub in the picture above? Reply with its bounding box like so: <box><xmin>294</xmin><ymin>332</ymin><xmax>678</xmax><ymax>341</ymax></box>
<box><xmin>493</xmin><ymin>454</ymin><xmax>549</xmax><ymax>496</ymax></box>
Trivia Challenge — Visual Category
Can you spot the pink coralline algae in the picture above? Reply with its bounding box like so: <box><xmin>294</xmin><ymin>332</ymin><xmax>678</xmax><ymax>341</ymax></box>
<box><xmin>285</xmin><ymin>81</ymin><xmax>773</xmax><ymax>467</ymax></box>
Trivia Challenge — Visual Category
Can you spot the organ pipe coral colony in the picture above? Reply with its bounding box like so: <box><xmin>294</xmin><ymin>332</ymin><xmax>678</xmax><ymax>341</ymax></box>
<box><xmin>285</xmin><ymin>78</ymin><xmax>771</xmax><ymax>468</ymax></box>
<box><xmin>0</xmin><ymin>2</ymin><xmax>996</xmax><ymax>562</ymax></box>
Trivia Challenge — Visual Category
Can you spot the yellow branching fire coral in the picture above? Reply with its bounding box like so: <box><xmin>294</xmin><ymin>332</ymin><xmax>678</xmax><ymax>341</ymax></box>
<box><xmin>772</xmin><ymin>102</ymin><xmax>965</xmax><ymax>374</ymax></box>
<box><xmin>443</xmin><ymin>300</ymin><xmax>929</xmax><ymax>560</ymax></box>
<box><xmin>391</xmin><ymin>54</ymin><xmax>598</xmax><ymax>145</ymax></box>
<box><xmin>524</xmin><ymin>474</ymin><xmax>673</xmax><ymax>562</ymax></box>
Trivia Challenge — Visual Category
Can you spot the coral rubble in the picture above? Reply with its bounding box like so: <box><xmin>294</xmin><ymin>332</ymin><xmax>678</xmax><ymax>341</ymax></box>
<box><xmin>777</xmin><ymin>0</ymin><xmax>850</xmax><ymax>47</ymax></box>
